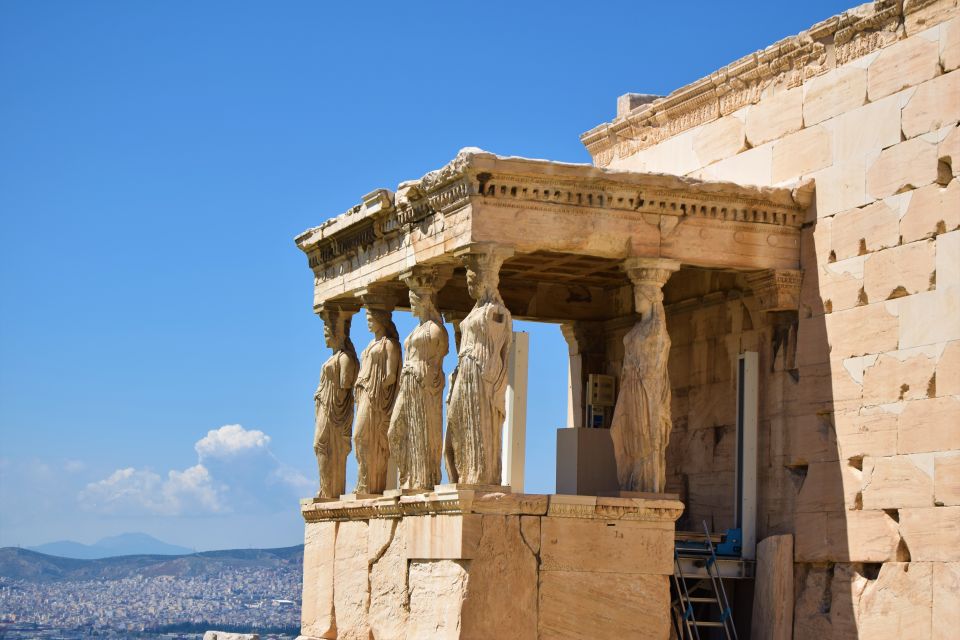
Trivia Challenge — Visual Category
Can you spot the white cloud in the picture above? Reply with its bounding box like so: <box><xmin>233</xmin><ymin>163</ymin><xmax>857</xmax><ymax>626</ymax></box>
<box><xmin>79</xmin><ymin>464</ymin><xmax>225</xmax><ymax>516</ymax></box>
<box><xmin>64</xmin><ymin>460</ymin><xmax>85</xmax><ymax>473</ymax></box>
<box><xmin>195</xmin><ymin>424</ymin><xmax>270</xmax><ymax>460</ymax></box>
<box><xmin>269</xmin><ymin>465</ymin><xmax>313</xmax><ymax>492</ymax></box>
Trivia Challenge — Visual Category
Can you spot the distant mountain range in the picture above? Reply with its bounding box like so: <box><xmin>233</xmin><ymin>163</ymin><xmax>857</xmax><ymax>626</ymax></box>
<box><xmin>28</xmin><ymin>532</ymin><xmax>194</xmax><ymax>559</ymax></box>
<box><xmin>0</xmin><ymin>544</ymin><xmax>303</xmax><ymax>582</ymax></box>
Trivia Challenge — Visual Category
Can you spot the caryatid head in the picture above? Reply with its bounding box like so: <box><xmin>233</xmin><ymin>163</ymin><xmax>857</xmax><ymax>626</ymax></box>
<box><xmin>319</xmin><ymin>305</ymin><xmax>355</xmax><ymax>353</ymax></box>
<box><xmin>459</xmin><ymin>245</ymin><xmax>514</xmax><ymax>303</ymax></box>
<box><xmin>622</xmin><ymin>258</ymin><xmax>681</xmax><ymax>321</ymax></box>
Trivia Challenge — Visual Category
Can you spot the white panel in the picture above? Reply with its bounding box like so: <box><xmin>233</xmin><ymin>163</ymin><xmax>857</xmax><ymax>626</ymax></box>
<box><xmin>737</xmin><ymin>351</ymin><xmax>759</xmax><ymax>560</ymax></box>
<box><xmin>502</xmin><ymin>332</ymin><xmax>529</xmax><ymax>491</ymax></box>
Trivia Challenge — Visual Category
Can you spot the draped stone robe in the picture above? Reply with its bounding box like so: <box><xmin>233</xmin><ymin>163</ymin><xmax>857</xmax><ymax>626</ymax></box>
<box><xmin>354</xmin><ymin>335</ymin><xmax>401</xmax><ymax>494</ymax></box>
<box><xmin>314</xmin><ymin>350</ymin><xmax>359</xmax><ymax>498</ymax></box>
<box><xmin>445</xmin><ymin>300</ymin><xmax>513</xmax><ymax>485</ymax></box>
<box><xmin>609</xmin><ymin>304</ymin><xmax>672</xmax><ymax>492</ymax></box>
<box><xmin>388</xmin><ymin>320</ymin><xmax>448</xmax><ymax>490</ymax></box>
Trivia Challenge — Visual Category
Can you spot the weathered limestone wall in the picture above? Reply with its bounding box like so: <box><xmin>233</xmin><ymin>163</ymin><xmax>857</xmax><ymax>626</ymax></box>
<box><xmin>586</xmin><ymin>1</ymin><xmax>960</xmax><ymax>637</ymax></box>
<box><xmin>297</xmin><ymin>491</ymin><xmax>682</xmax><ymax>640</ymax></box>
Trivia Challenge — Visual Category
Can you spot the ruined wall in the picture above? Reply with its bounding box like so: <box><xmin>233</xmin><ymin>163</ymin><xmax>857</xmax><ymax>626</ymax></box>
<box><xmin>585</xmin><ymin>1</ymin><xmax>960</xmax><ymax>637</ymax></box>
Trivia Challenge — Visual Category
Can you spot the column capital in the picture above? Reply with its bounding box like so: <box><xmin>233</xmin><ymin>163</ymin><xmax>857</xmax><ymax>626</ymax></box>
<box><xmin>399</xmin><ymin>263</ymin><xmax>453</xmax><ymax>294</ymax></box>
<box><xmin>621</xmin><ymin>258</ymin><xmax>681</xmax><ymax>289</ymax></box>
<box><xmin>744</xmin><ymin>268</ymin><xmax>803</xmax><ymax>312</ymax></box>
<box><xmin>316</xmin><ymin>299</ymin><xmax>361</xmax><ymax>321</ymax></box>
<box><xmin>453</xmin><ymin>242</ymin><xmax>515</xmax><ymax>272</ymax></box>
<box><xmin>356</xmin><ymin>284</ymin><xmax>399</xmax><ymax>311</ymax></box>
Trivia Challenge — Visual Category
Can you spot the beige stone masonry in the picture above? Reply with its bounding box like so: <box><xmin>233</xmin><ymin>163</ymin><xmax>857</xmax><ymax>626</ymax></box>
<box><xmin>867</xmin><ymin>29</ymin><xmax>941</xmax><ymax>101</ymax></box>
<box><xmin>867</xmin><ymin>136</ymin><xmax>941</xmax><ymax>199</ymax></box>
<box><xmin>539</xmin><ymin>516</ymin><xmax>674</xmax><ymax>575</ymax></box>
<box><xmin>944</xmin><ymin>16</ymin><xmax>960</xmax><ymax>71</ymax></box>
<box><xmin>900</xmin><ymin>180</ymin><xmax>960</xmax><ymax>243</ymax></box>
<box><xmin>300</xmin><ymin>521</ymin><xmax>337</xmax><ymax>640</ymax></box>
<box><xmin>935</xmin><ymin>453</ymin><xmax>960</xmax><ymax>505</ymax></box>
<box><xmin>692</xmin><ymin>115</ymin><xmax>747</xmax><ymax>168</ymax></box>
<box><xmin>695</xmin><ymin>143</ymin><xmax>774</xmax><ymax>186</ymax></box>
<box><xmin>811</xmin><ymin>160</ymin><xmax>869</xmax><ymax>218</ymax></box>
<box><xmin>937</xmin><ymin>339</ymin><xmax>960</xmax><ymax>396</ymax></box>
<box><xmin>833</xmin><ymin>93</ymin><xmax>903</xmax><ymax>163</ymax></box>
<box><xmin>899</xmin><ymin>506</ymin><xmax>960</xmax><ymax>560</ymax></box>
<box><xmin>835</xmin><ymin>406</ymin><xmax>900</xmax><ymax>459</ymax></box>
<box><xmin>933</xmin><ymin>562</ymin><xmax>960</xmax><ymax>638</ymax></box>
<box><xmin>862</xmin><ymin>347</ymin><xmax>939</xmax><ymax>406</ymax></box>
<box><xmin>818</xmin><ymin>256</ymin><xmax>867</xmax><ymax>313</ymax></box>
<box><xmin>745</xmin><ymin>87</ymin><xmax>804</xmax><ymax>147</ymax></box>
<box><xmin>861</xmin><ymin>454</ymin><xmax>936</xmax><ymax>508</ymax></box>
<box><xmin>831</xmin><ymin>199</ymin><xmax>901</xmax><ymax>261</ymax></box>
<box><xmin>902</xmin><ymin>70</ymin><xmax>960</xmax><ymax>138</ymax></box>
<box><xmin>940</xmin><ymin>124</ymin><xmax>960</xmax><ymax>177</ymax></box>
<box><xmin>898</xmin><ymin>395</ymin><xmax>960</xmax><ymax>454</ymax></box>
<box><xmin>332</xmin><ymin>521</ymin><xmax>369</xmax><ymax>640</ymax></box>
<box><xmin>824</xmin><ymin>301</ymin><xmax>900</xmax><ymax>358</ymax></box>
<box><xmin>905</xmin><ymin>0</ymin><xmax>959</xmax><ymax>35</ymax></box>
<box><xmin>771</xmin><ymin>124</ymin><xmax>833</xmax><ymax>184</ymax></box>
<box><xmin>864</xmin><ymin>239</ymin><xmax>936</xmax><ymax>302</ymax></box>
<box><xmin>803</xmin><ymin>65</ymin><xmax>867</xmax><ymax>126</ymax></box>
<box><xmin>794</xmin><ymin>509</ymin><xmax>901</xmax><ymax>563</ymax></box>
<box><xmin>857</xmin><ymin>562</ymin><xmax>933</xmax><ymax>638</ymax></box>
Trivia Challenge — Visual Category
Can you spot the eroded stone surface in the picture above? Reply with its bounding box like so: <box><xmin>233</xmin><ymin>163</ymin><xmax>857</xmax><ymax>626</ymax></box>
<box><xmin>332</xmin><ymin>520</ymin><xmax>370</xmax><ymax>639</ymax></box>
<box><xmin>752</xmin><ymin>534</ymin><xmax>793</xmax><ymax>640</ymax></box>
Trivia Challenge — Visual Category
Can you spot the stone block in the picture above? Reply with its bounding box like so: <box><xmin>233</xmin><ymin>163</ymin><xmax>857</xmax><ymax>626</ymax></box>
<box><xmin>868</xmin><ymin>32</ymin><xmax>941</xmax><ymax>101</ymax></box>
<box><xmin>771</xmin><ymin>124</ymin><xmax>833</xmax><ymax>184</ymax></box>
<box><xmin>867</xmin><ymin>137</ymin><xmax>941</xmax><ymax>199</ymax></box>
<box><xmin>819</xmin><ymin>256</ymin><xmax>866</xmax><ymax>313</ymax></box>
<box><xmin>538</xmin><ymin>571</ymin><xmax>670</xmax><ymax>640</ymax></box>
<box><xmin>795</xmin><ymin>317</ymin><xmax>830</xmax><ymax>366</ymax></box>
<box><xmin>301</xmin><ymin>521</ymin><xmax>337</xmax><ymax>640</ymax></box>
<box><xmin>751</xmin><ymin>534</ymin><xmax>793</xmax><ymax>640</ymax></box>
<box><xmin>937</xmin><ymin>229</ymin><xmax>960</xmax><ymax>289</ymax></box>
<box><xmin>861</xmin><ymin>455</ymin><xmax>935</xmax><ymax>508</ymax></box>
<box><xmin>333</xmin><ymin>520</ymin><xmax>369</xmax><ymax>640</ymax></box>
<box><xmin>404</xmin><ymin>514</ymin><xmax>481</xmax><ymax>560</ymax></box>
<box><xmin>831</xmin><ymin>199</ymin><xmax>901</xmax><ymax>261</ymax></box>
<box><xmin>863</xmin><ymin>240</ymin><xmax>936</xmax><ymax>303</ymax></box>
<box><xmin>937</xmin><ymin>339</ymin><xmax>960</xmax><ymax>396</ymax></box>
<box><xmin>803</xmin><ymin>65</ymin><xmax>867</xmax><ymax>126</ymax></box>
<box><xmin>862</xmin><ymin>347</ymin><xmax>938</xmax><ymax>406</ymax></box>
<box><xmin>835</xmin><ymin>406</ymin><xmax>899</xmax><ymax>459</ymax></box>
<box><xmin>745</xmin><ymin>87</ymin><xmax>803</xmax><ymax>147</ymax></box>
<box><xmin>694</xmin><ymin>142</ymin><xmax>773</xmax><ymax>186</ymax></box>
<box><xmin>944</xmin><ymin>16</ymin><xmax>960</xmax><ymax>72</ymax></box>
<box><xmin>692</xmin><ymin>115</ymin><xmax>746</xmax><ymax>167</ymax></box>
<box><xmin>406</xmin><ymin>559</ymin><xmax>467</xmax><ymax>640</ymax></box>
<box><xmin>810</xmin><ymin>160</ymin><xmax>869</xmax><ymax>218</ymax></box>
<box><xmin>833</xmin><ymin>93</ymin><xmax>902</xmax><ymax>162</ymax></box>
<box><xmin>905</xmin><ymin>0</ymin><xmax>959</xmax><ymax>35</ymax></box>
<box><xmin>903</xmin><ymin>70</ymin><xmax>960</xmax><ymax>138</ymax></box>
<box><xmin>899</xmin><ymin>506</ymin><xmax>960</xmax><ymax>560</ymax></box>
<box><xmin>940</xmin><ymin>124</ymin><xmax>960</xmax><ymax>177</ymax></box>
<box><xmin>786</xmin><ymin>413</ymin><xmax>840</xmax><ymax>465</ymax></box>
<box><xmin>825</xmin><ymin>302</ymin><xmax>900</xmax><ymax>358</ymax></box>
<box><xmin>460</xmin><ymin>516</ymin><xmax>538</xmax><ymax>640</ymax></box>
<box><xmin>539</xmin><ymin>516</ymin><xmax>673</xmax><ymax>575</ymax></box>
<box><xmin>900</xmin><ymin>180</ymin><xmax>960</xmax><ymax>243</ymax></box>
<box><xmin>858</xmin><ymin>562</ymin><xmax>933</xmax><ymax>639</ymax></box>
<box><xmin>899</xmin><ymin>396</ymin><xmax>960</xmax><ymax>454</ymax></box>
<box><xmin>899</xmin><ymin>287</ymin><xmax>960</xmax><ymax>348</ymax></box>
<box><xmin>794</xmin><ymin>509</ymin><xmax>901</xmax><ymax>562</ymax></box>
<box><xmin>935</xmin><ymin>453</ymin><xmax>960</xmax><ymax>505</ymax></box>
<box><xmin>933</xmin><ymin>562</ymin><xmax>960</xmax><ymax>637</ymax></box>
<box><xmin>368</xmin><ymin>519</ymin><xmax>407</xmax><ymax>640</ymax></box>
<box><xmin>795</xmin><ymin>460</ymin><xmax>861</xmax><ymax>513</ymax></box>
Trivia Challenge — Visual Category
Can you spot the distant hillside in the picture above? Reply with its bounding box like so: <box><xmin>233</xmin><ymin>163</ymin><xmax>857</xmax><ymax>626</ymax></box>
<box><xmin>0</xmin><ymin>545</ymin><xmax>303</xmax><ymax>582</ymax></box>
<box><xmin>29</xmin><ymin>532</ymin><xmax>194</xmax><ymax>559</ymax></box>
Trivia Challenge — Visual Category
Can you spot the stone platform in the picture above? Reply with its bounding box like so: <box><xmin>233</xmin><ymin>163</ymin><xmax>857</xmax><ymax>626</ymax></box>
<box><xmin>297</xmin><ymin>487</ymin><xmax>683</xmax><ymax>640</ymax></box>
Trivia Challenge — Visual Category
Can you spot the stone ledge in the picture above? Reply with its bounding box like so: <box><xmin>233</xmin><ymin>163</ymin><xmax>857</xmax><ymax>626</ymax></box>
<box><xmin>300</xmin><ymin>490</ymin><xmax>684</xmax><ymax>523</ymax></box>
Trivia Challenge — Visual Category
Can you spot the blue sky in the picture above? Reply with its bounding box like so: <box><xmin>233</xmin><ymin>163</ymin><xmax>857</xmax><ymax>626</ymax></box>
<box><xmin>0</xmin><ymin>0</ymin><xmax>854</xmax><ymax>551</ymax></box>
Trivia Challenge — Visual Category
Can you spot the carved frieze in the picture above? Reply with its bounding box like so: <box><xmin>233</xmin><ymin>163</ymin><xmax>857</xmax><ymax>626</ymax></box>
<box><xmin>581</xmin><ymin>0</ymin><xmax>906</xmax><ymax>165</ymax></box>
<box><xmin>744</xmin><ymin>269</ymin><xmax>803</xmax><ymax>312</ymax></box>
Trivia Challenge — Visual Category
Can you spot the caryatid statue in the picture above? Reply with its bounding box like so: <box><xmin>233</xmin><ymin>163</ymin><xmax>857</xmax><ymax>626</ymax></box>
<box><xmin>387</xmin><ymin>266</ymin><xmax>451</xmax><ymax>491</ymax></box>
<box><xmin>609</xmin><ymin>258</ymin><xmax>680</xmax><ymax>493</ymax></box>
<box><xmin>313</xmin><ymin>304</ymin><xmax>359</xmax><ymax>499</ymax></box>
<box><xmin>445</xmin><ymin>245</ymin><xmax>514</xmax><ymax>486</ymax></box>
<box><xmin>353</xmin><ymin>291</ymin><xmax>402</xmax><ymax>495</ymax></box>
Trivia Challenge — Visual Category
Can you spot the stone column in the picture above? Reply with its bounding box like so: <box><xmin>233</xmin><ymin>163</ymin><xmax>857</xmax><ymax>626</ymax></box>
<box><xmin>353</xmin><ymin>287</ymin><xmax>402</xmax><ymax>495</ymax></box>
<box><xmin>444</xmin><ymin>243</ymin><xmax>515</xmax><ymax>487</ymax></box>
<box><xmin>559</xmin><ymin>321</ymin><xmax>607</xmax><ymax>429</ymax></box>
<box><xmin>388</xmin><ymin>265</ymin><xmax>452</xmax><ymax>492</ymax></box>
<box><xmin>314</xmin><ymin>302</ymin><xmax>360</xmax><ymax>500</ymax></box>
<box><xmin>609</xmin><ymin>258</ymin><xmax>680</xmax><ymax>493</ymax></box>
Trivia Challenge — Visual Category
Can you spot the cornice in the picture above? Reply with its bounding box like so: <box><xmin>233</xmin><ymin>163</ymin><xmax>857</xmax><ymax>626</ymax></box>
<box><xmin>581</xmin><ymin>0</ymin><xmax>917</xmax><ymax>166</ymax></box>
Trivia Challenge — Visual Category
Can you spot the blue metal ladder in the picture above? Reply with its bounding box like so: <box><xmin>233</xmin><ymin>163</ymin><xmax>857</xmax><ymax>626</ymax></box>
<box><xmin>671</xmin><ymin>521</ymin><xmax>739</xmax><ymax>640</ymax></box>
